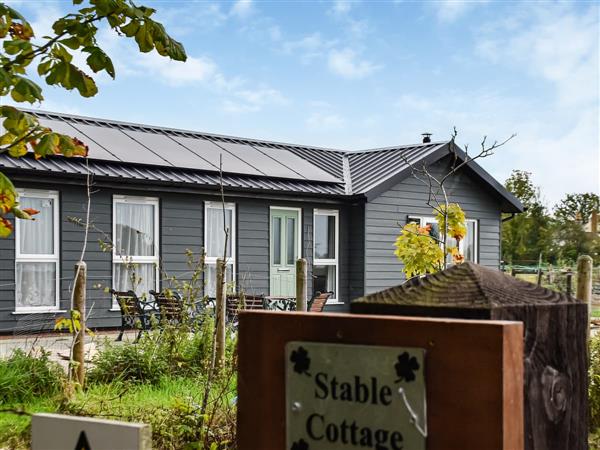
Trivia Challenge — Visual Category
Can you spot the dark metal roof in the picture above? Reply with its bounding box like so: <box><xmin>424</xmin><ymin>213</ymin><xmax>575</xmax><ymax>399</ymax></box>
<box><xmin>2</xmin><ymin>110</ymin><xmax>523</xmax><ymax>211</ymax></box>
<box><xmin>0</xmin><ymin>153</ymin><xmax>345</xmax><ymax>196</ymax></box>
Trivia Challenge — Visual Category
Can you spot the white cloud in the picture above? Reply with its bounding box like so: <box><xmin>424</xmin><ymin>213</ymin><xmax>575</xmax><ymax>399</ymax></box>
<box><xmin>231</xmin><ymin>0</ymin><xmax>253</xmax><ymax>18</ymax></box>
<box><xmin>136</xmin><ymin>53</ymin><xmax>218</xmax><ymax>86</ymax></box>
<box><xmin>328</xmin><ymin>48</ymin><xmax>381</xmax><ymax>79</ymax></box>
<box><xmin>332</xmin><ymin>0</ymin><xmax>354</xmax><ymax>16</ymax></box>
<box><xmin>306</xmin><ymin>112</ymin><xmax>346</xmax><ymax>131</ymax></box>
<box><xmin>282</xmin><ymin>33</ymin><xmax>337</xmax><ymax>63</ymax></box>
<box><xmin>431</xmin><ymin>0</ymin><xmax>488</xmax><ymax>23</ymax></box>
<box><xmin>477</xmin><ymin>5</ymin><xmax>598</xmax><ymax>108</ymax></box>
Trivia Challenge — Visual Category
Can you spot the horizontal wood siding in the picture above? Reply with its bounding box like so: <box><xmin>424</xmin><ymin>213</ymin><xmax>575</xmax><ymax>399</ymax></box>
<box><xmin>0</xmin><ymin>181</ymin><xmax>356</xmax><ymax>332</ymax></box>
<box><xmin>0</xmin><ymin>217</ymin><xmax>16</xmax><ymax>333</ymax></box>
<box><xmin>364</xmin><ymin>157</ymin><xmax>503</xmax><ymax>294</ymax></box>
<box><xmin>161</xmin><ymin>193</ymin><xmax>203</xmax><ymax>290</ymax></box>
<box><xmin>237</xmin><ymin>202</ymin><xmax>269</xmax><ymax>296</ymax></box>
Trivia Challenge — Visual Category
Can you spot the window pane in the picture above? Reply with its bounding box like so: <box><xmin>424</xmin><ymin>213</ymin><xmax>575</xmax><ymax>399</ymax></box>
<box><xmin>115</xmin><ymin>202</ymin><xmax>155</xmax><ymax>257</ymax></box>
<box><xmin>464</xmin><ymin>221</ymin><xmax>476</xmax><ymax>262</ymax></box>
<box><xmin>113</xmin><ymin>262</ymin><xmax>156</xmax><ymax>300</ymax></box>
<box><xmin>20</xmin><ymin>197</ymin><xmax>54</xmax><ymax>255</ymax></box>
<box><xmin>425</xmin><ymin>221</ymin><xmax>440</xmax><ymax>241</ymax></box>
<box><xmin>16</xmin><ymin>262</ymin><xmax>56</xmax><ymax>308</ymax></box>
<box><xmin>315</xmin><ymin>215</ymin><xmax>336</xmax><ymax>260</ymax></box>
<box><xmin>272</xmin><ymin>217</ymin><xmax>281</xmax><ymax>265</ymax></box>
<box><xmin>286</xmin><ymin>217</ymin><xmax>296</xmax><ymax>265</ymax></box>
<box><xmin>205</xmin><ymin>264</ymin><xmax>234</xmax><ymax>298</ymax></box>
<box><xmin>313</xmin><ymin>265</ymin><xmax>336</xmax><ymax>298</ymax></box>
<box><xmin>206</xmin><ymin>206</ymin><xmax>233</xmax><ymax>258</ymax></box>
<box><xmin>407</xmin><ymin>217</ymin><xmax>421</xmax><ymax>226</ymax></box>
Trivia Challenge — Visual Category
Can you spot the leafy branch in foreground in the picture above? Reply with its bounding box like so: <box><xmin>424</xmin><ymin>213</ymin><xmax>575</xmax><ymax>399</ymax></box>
<box><xmin>0</xmin><ymin>0</ymin><xmax>187</xmax><ymax>235</ymax></box>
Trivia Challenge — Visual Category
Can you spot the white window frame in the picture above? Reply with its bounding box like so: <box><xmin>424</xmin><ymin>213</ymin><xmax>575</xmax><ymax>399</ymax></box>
<box><xmin>112</xmin><ymin>195</ymin><xmax>160</xmax><ymax>306</ymax></box>
<box><xmin>204</xmin><ymin>201</ymin><xmax>236</xmax><ymax>296</ymax></box>
<box><xmin>407</xmin><ymin>215</ymin><xmax>478</xmax><ymax>263</ymax></box>
<box><xmin>14</xmin><ymin>189</ymin><xmax>60</xmax><ymax>313</ymax></box>
<box><xmin>313</xmin><ymin>209</ymin><xmax>340</xmax><ymax>303</ymax></box>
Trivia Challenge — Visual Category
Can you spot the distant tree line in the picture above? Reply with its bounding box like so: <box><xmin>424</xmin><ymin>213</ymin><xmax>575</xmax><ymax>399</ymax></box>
<box><xmin>502</xmin><ymin>170</ymin><xmax>600</xmax><ymax>266</ymax></box>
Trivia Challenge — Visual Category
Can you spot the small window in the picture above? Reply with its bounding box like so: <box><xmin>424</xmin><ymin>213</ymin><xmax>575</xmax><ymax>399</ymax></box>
<box><xmin>205</xmin><ymin>202</ymin><xmax>236</xmax><ymax>297</ymax></box>
<box><xmin>407</xmin><ymin>215</ymin><xmax>478</xmax><ymax>263</ymax></box>
<box><xmin>15</xmin><ymin>190</ymin><xmax>60</xmax><ymax>312</ymax></box>
<box><xmin>313</xmin><ymin>209</ymin><xmax>339</xmax><ymax>302</ymax></box>
<box><xmin>112</xmin><ymin>196</ymin><xmax>159</xmax><ymax>302</ymax></box>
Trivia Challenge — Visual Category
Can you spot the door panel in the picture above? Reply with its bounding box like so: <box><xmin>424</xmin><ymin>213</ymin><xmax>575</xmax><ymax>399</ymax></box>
<box><xmin>270</xmin><ymin>209</ymin><xmax>300</xmax><ymax>296</ymax></box>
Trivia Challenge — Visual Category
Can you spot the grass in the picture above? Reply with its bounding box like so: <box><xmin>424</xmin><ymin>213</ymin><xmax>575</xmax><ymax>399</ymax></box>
<box><xmin>0</xmin><ymin>375</ymin><xmax>236</xmax><ymax>450</ymax></box>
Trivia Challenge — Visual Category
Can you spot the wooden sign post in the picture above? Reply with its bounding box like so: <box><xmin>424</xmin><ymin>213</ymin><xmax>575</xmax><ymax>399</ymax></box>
<box><xmin>238</xmin><ymin>311</ymin><xmax>524</xmax><ymax>450</ymax></box>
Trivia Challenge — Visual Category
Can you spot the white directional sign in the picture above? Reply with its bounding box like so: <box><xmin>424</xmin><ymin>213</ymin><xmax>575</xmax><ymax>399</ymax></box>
<box><xmin>31</xmin><ymin>413</ymin><xmax>152</xmax><ymax>450</ymax></box>
<box><xmin>286</xmin><ymin>341</ymin><xmax>427</xmax><ymax>450</ymax></box>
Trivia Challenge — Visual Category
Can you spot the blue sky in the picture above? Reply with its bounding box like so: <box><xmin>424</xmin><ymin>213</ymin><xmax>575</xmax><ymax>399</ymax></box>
<box><xmin>5</xmin><ymin>0</ymin><xmax>600</xmax><ymax>206</ymax></box>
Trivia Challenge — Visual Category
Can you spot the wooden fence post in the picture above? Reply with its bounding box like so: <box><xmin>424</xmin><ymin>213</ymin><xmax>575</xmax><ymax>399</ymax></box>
<box><xmin>215</xmin><ymin>258</ymin><xmax>226</xmax><ymax>368</ymax></box>
<box><xmin>576</xmin><ymin>255</ymin><xmax>593</xmax><ymax>339</ymax></box>
<box><xmin>296</xmin><ymin>258</ymin><xmax>307</xmax><ymax>312</ymax></box>
<box><xmin>72</xmin><ymin>261</ymin><xmax>86</xmax><ymax>386</ymax></box>
<box><xmin>566</xmin><ymin>270</ymin><xmax>573</xmax><ymax>297</ymax></box>
<box><xmin>536</xmin><ymin>268</ymin><xmax>543</xmax><ymax>286</ymax></box>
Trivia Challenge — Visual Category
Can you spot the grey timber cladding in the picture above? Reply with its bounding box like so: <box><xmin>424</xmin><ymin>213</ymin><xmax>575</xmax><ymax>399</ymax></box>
<box><xmin>363</xmin><ymin>156</ymin><xmax>503</xmax><ymax>294</ymax></box>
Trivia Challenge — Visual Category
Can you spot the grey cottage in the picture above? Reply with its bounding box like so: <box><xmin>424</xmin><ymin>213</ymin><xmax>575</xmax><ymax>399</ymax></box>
<box><xmin>0</xmin><ymin>110</ymin><xmax>523</xmax><ymax>332</ymax></box>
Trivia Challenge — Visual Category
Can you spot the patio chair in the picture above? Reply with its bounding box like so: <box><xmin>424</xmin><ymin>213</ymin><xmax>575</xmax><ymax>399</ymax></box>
<box><xmin>149</xmin><ymin>290</ymin><xmax>184</xmax><ymax>325</ymax></box>
<box><xmin>226</xmin><ymin>293</ymin><xmax>265</xmax><ymax>324</ymax></box>
<box><xmin>307</xmin><ymin>291</ymin><xmax>333</xmax><ymax>312</ymax></box>
<box><xmin>110</xmin><ymin>289</ymin><xmax>156</xmax><ymax>342</ymax></box>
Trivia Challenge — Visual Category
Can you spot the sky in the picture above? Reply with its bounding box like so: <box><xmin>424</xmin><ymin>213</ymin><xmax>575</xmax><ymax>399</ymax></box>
<box><xmin>4</xmin><ymin>0</ymin><xmax>600</xmax><ymax>207</ymax></box>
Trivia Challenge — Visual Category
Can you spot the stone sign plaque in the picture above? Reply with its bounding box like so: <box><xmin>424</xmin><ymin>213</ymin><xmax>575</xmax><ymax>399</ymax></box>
<box><xmin>286</xmin><ymin>341</ymin><xmax>426</xmax><ymax>450</ymax></box>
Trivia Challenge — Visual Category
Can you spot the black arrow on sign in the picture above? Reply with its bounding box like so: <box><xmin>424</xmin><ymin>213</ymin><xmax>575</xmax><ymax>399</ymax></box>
<box><xmin>74</xmin><ymin>430</ymin><xmax>91</xmax><ymax>450</ymax></box>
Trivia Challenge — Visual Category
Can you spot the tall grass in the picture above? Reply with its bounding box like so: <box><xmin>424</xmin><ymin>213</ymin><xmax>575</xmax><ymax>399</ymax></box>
<box><xmin>0</xmin><ymin>349</ymin><xmax>65</xmax><ymax>404</ymax></box>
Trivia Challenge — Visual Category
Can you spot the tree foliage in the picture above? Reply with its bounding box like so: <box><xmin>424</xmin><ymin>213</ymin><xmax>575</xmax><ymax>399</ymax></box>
<box><xmin>502</xmin><ymin>170</ymin><xmax>600</xmax><ymax>265</ymax></box>
<box><xmin>394</xmin><ymin>203</ymin><xmax>469</xmax><ymax>278</ymax></box>
<box><xmin>0</xmin><ymin>0</ymin><xmax>186</xmax><ymax>235</ymax></box>
<box><xmin>394</xmin><ymin>222</ymin><xmax>445</xmax><ymax>278</ymax></box>
<box><xmin>502</xmin><ymin>170</ymin><xmax>553</xmax><ymax>264</ymax></box>
<box><xmin>554</xmin><ymin>192</ymin><xmax>599</xmax><ymax>224</ymax></box>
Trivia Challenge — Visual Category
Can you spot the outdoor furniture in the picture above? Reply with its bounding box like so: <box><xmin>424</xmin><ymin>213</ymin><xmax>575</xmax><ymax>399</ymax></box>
<box><xmin>226</xmin><ymin>294</ymin><xmax>265</xmax><ymax>323</ymax></box>
<box><xmin>149</xmin><ymin>290</ymin><xmax>184</xmax><ymax>325</ymax></box>
<box><xmin>263</xmin><ymin>296</ymin><xmax>296</xmax><ymax>311</ymax></box>
<box><xmin>307</xmin><ymin>291</ymin><xmax>333</xmax><ymax>312</ymax></box>
<box><xmin>110</xmin><ymin>289</ymin><xmax>156</xmax><ymax>342</ymax></box>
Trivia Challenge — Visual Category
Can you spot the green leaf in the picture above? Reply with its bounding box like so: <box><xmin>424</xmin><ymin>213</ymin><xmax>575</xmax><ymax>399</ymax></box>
<box><xmin>3</xmin><ymin>38</ymin><xmax>30</xmax><ymax>55</ymax></box>
<box><xmin>120</xmin><ymin>19</ymin><xmax>140</xmax><ymax>37</ymax></box>
<box><xmin>32</xmin><ymin>132</ymin><xmax>59</xmax><ymax>157</ymax></box>
<box><xmin>37</xmin><ymin>59</ymin><xmax>53</xmax><ymax>76</ymax></box>
<box><xmin>10</xmin><ymin>77</ymin><xmax>43</xmax><ymax>103</ymax></box>
<box><xmin>60</xmin><ymin>36</ymin><xmax>81</xmax><ymax>50</ymax></box>
<box><xmin>85</xmin><ymin>46</ymin><xmax>115</xmax><ymax>78</ymax></box>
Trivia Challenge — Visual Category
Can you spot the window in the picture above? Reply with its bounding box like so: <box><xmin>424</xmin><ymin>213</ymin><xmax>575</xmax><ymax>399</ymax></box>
<box><xmin>112</xmin><ymin>196</ymin><xmax>159</xmax><ymax>302</ymax></box>
<box><xmin>15</xmin><ymin>190</ymin><xmax>60</xmax><ymax>312</ymax></box>
<box><xmin>407</xmin><ymin>215</ymin><xmax>478</xmax><ymax>263</ymax></box>
<box><xmin>205</xmin><ymin>202</ymin><xmax>236</xmax><ymax>297</ymax></box>
<box><xmin>313</xmin><ymin>209</ymin><xmax>339</xmax><ymax>302</ymax></box>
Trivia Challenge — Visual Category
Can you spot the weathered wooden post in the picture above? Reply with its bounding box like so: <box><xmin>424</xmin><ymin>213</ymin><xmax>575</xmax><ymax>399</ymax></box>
<box><xmin>576</xmin><ymin>255</ymin><xmax>593</xmax><ymax>339</ymax></box>
<box><xmin>215</xmin><ymin>258</ymin><xmax>226</xmax><ymax>368</ymax></box>
<box><xmin>536</xmin><ymin>268</ymin><xmax>543</xmax><ymax>286</ymax></box>
<box><xmin>296</xmin><ymin>258</ymin><xmax>307</xmax><ymax>312</ymax></box>
<box><xmin>352</xmin><ymin>262</ymin><xmax>588</xmax><ymax>450</ymax></box>
<box><xmin>72</xmin><ymin>261</ymin><xmax>86</xmax><ymax>386</ymax></box>
<box><xmin>566</xmin><ymin>269</ymin><xmax>573</xmax><ymax>297</ymax></box>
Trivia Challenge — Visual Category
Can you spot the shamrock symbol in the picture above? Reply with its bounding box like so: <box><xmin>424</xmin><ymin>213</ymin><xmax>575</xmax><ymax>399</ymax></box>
<box><xmin>291</xmin><ymin>439</ymin><xmax>309</xmax><ymax>450</ymax></box>
<box><xmin>290</xmin><ymin>346</ymin><xmax>311</xmax><ymax>376</ymax></box>
<box><xmin>394</xmin><ymin>352</ymin><xmax>420</xmax><ymax>383</ymax></box>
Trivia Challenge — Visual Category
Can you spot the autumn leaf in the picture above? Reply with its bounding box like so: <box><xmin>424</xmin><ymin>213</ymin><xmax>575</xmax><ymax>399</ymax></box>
<box><xmin>0</xmin><ymin>217</ymin><xmax>13</xmax><ymax>237</ymax></box>
<box><xmin>0</xmin><ymin>172</ymin><xmax>16</xmax><ymax>214</ymax></box>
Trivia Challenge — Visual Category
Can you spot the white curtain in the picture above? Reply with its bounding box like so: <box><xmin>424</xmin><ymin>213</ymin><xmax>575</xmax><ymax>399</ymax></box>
<box><xmin>206</xmin><ymin>207</ymin><xmax>232</xmax><ymax>258</ymax></box>
<box><xmin>16</xmin><ymin>262</ymin><xmax>56</xmax><ymax>308</ymax></box>
<box><xmin>113</xmin><ymin>263</ymin><xmax>155</xmax><ymax>299</ymax></box>
<box><xmin>115</xmin><ymin>203</ymin><xmax>155</xmax><ymax>257</ymax></box>
<box><xmin>205</xmin><ymin>264</ymin><xmax>233</xmax><ymax>298</ymax></box>
<box><xmin>20</xmin><ymin>197</ymin><xmax>53</xmax><ymax>255</ymax></box>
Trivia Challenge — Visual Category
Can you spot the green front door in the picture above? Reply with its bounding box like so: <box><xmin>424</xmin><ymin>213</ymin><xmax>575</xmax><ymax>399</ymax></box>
<box><xmin>270</xmin><ymin>208</ymin><xmax>300</xmax><ymax>297</ymax></box>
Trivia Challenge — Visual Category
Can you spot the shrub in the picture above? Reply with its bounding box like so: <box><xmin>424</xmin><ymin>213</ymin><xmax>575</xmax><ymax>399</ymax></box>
<box><xmin>87</xmin><ymin>315</ymin><xmax>225</xmax><ymax>385</ymax></box>
<box><xmin>0</xmin><ymin>349</ymin><xmax>65</xmax><ymax>404</ymax></box>
<box><xmin>590</xmin><ymin>333</ymin><xmax>600</xmax><ymax>431</ymax></box>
